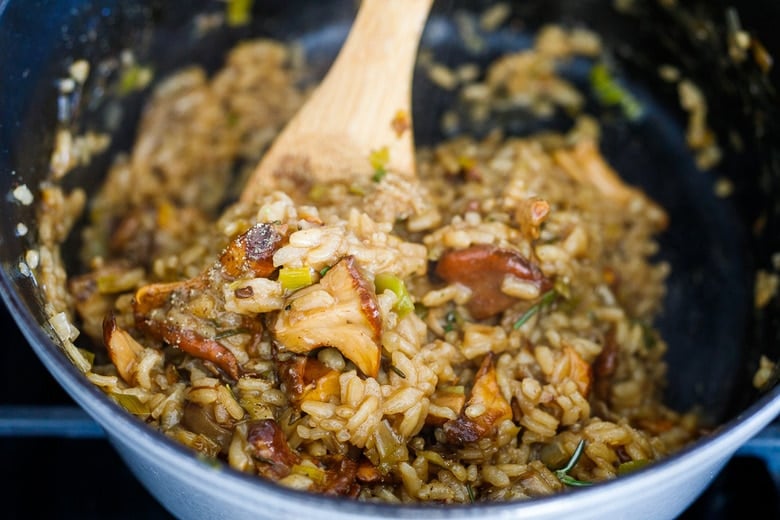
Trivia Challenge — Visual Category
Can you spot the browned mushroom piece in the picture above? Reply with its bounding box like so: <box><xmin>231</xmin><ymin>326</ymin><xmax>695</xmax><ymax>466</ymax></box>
<box><xmin>246</xmin><ymin>418</ymin><xmax>301</xmax><ymax>480</ymax></box>
<box><xmin>271</xmin><ymin>256</ymin><xmax>382</xmax><ymax>377</ymax></box>
<box><xmin>559</xmin><ymin>344</ymin><xmax>592</xmax><ymax>397</ymax></box>
<box><xmin>128</xmin><ymin>223</ymin><xmax>289</xmax><ymax>379</ymax></box>
<box><xmin>133</xmin><ymin>277</ymin><xmax>207</xmax><ymax>317</ymax></box>
<box><xmin>154</xmin><ymin>324</ymin><xmax>242</xmax><ymax>380</ymax></box>
<box><xmin>182</xmin><ymin>402</ymin><xmax>234</xmax><ymax>454</ymax></box>
<box><xmin>426</xmin><ymin>386</ymin><xmax>467</xmax><ymax>426</ymax></box>
<box><xmin>514</xmin><ymin>197</ymin><xmax>551</xmax><ymax>241</ymax></box>
<box><xmin>434</xmin><ymin>244</ymin><xmax>552</xmax><ymax>320</ymax></box>
<box><xmin>355</xmin><ymin>458</ymin><xmax>387</xmax><ymax>484</ymax></box>
<box><xmin>103</xmin><ymin>313</ymin><xmax>145</xmax><ymax>385</ymax></box>
<box><xmin>278</xmin><ymin>355</ymin><xmax>341</xmax><ymax>405</ymax></box>
<box><xmin>219</xmin><ymin>222</ymin><xmax>284</xmax><ymax>279</ymax></box>
<box><xmin>132</xmin><ymin>276</ymin><xmax>243</xmax><ymax>380</ymax></box>
<box><xmin>593</xmin><ymin>328</ymin><xmax>619</xmax><ymax>401</ymax></box>
<box><xmin>316</xmin><ymin>456</ymin><xmax>361</xmax><ymax>497</ymax></box>
<box><xmin>443</xmin><ymin>352</ymin><xmax>513</xmax><ymax>445</ymax></box>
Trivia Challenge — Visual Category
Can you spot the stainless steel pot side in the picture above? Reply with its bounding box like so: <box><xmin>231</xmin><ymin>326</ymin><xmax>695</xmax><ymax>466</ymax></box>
<box><xmin>1</xmin><ymin>1</ymin><xmax>779</xmax><ymax>519</ymax></box>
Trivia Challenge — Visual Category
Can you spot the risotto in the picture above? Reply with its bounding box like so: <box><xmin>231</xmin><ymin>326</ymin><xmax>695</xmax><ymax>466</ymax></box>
<box><xmin>37</xmin><ymin>24</ymin><xmax>702</xmax><ymax>503</ymax></box>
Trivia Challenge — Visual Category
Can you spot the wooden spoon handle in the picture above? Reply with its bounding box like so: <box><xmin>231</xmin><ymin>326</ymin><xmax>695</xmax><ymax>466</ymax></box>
<box><xmin>241</xmin><ymin>0</ymin><xmax>433</xmax><ymax>204</ymax></box>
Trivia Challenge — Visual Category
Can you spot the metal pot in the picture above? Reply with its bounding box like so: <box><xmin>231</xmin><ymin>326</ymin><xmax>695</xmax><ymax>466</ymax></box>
<box><xmin>1</xmin><ymin>0</ymin><xmax>779</xmax><ymax>518</ymax></box>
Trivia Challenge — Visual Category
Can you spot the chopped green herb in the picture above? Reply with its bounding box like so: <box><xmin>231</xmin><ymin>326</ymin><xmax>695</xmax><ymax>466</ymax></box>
<box><xmin>637</xmin><ymin>320</ymin><xmax>659</xmax><ymax>349</ymax></box>
<box><xmin>466</xmin><ymin>483</ymin><xmax>475</xmax><ymax>503</ymax></box>
<box><xmin>118</xmin><ymin>64</ymin><xmax>153</xmax><ymax>96</ymax></box>
<box><xmin>226</xmin><ymin>112</ymin><xmax>239</xmax><ymax>127</ymax></box>
<box><xmin>112</xmin><ymin>393</ymin><xmax>150</xmax><ymax>416</ymax></box>
<box><xmin>554</xmin><ymin>439</ymin><xmax>593</xmax><ymax>487</ymax></box>
<box><xmin>372</xmin><ymin>168</ymin><xmax>387</xmax><ymax>183</ymax></box>
<box><xmin>279</xmin><ymin>266</ymin><xmax>315</xmax><ymax>291</ymax></box>
<box><xmin>375</xmin><ymin>273</ymin><xmax>414</xmax><ymax>317</ymax></box>
<box><xmin>617</xmin><ymin>459</ymin><xmax>649</xmax><ymax>475</ymax></box>
<box><xmin>389</xmin><ymin>365</ymin><xmax>407</xmax><ymax>379</ymax></box>
<box><xmin>349</xmin><ymin>182</ymin><xmax>366</xmax><ymax>195</ymax></box>
<box><xmin>319</xmin><ymin>266</ymin><xmax>331</xmax><ymax>277</ymax></box>
<box><xmin>292</xmin><ymin>463</ymin><xmax>326</xmax><ymax>484</ymax></box>
<box><xmin>590</xmin><ymin>62</ymin><xmax>643</xmax><ymax>121</ymax></box>
<box><xmin>78</xmin><ymin>347</ymin><xmax>96</xmax><ymax>366</ymax></box>
<box><xmin>226</xmin><ymin>0</ymin><xmax>253</xmax><ymax>27</ymax></box>
<box><xmin>444</xmin><ymin>310</ymin><xmax>458</xmax><ymax>332</ymax></box>
<box><xmin>308</xmin><ymin>184</ymin><xmax>327</xmax><ymax>202</ymax></box>
<box><xmin>196</xmin><ymin>453</ymin><xmax>223</xmax><ymax>468</ymax></box>
<box><xmin>513</xmin><ymin>289</ymin><xmax>558</xmax><ymax>330</ymax></box>
<box><xmin>369</xmin><ymin>146</ymin><xmax>390</xmax><ymax>182</ymax></box>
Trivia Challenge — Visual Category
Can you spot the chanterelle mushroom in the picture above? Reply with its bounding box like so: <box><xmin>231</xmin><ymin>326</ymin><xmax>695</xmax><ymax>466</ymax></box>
<box><xmin>271</xmin><ymin>256</ymin><xmax>382</xmax><ymax>377</ymax></box>
<box><xmin>443</xmin><ymin>352</ymin><xmax>513</xmax><ymax>445</ymax></box>
<box><xmin>103</xmin><ymin>313</ymin><xmax>145</xmax><ymax>385</ymax></box>
<box><xmin>435</xmin><ymin>244</ymin><xmax>551</xmax><ymax>319</ymax></box>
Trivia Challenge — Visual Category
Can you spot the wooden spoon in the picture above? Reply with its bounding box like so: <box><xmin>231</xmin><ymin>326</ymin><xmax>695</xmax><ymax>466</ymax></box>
<box><xmin>239</xmin><ymin>0</ymin><xmax>434</xmax><ymax>204</ymax></box>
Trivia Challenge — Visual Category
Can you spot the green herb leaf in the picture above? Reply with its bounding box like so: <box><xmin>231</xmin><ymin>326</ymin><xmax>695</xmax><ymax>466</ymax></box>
<box><xmin>389</xmin><ymin>365</ymin><xmax>407</xmax><ymax>379</ymax></box>
<box><xmin>226</xmin><ymin>0</ymin><xmax>253</xmax><ymax>27</ymax></box>
<box><xmin>369</xmin><ymin>146</ymin><xmax>390</xmax><ymax>182</ymax></box>
<box><xmin>466</xmin><ymin>483</ymin><xmax>475</xmax><ymax>503</ymax></box>
<box><xmin>279</xmin><ymin>266</ymin><xmax>315</xmax><ymax>291</ymax></box>
<box><xmin>375</xmin><ymin>273</ymin><xmax>414</xmax><ymax>317</ymax></box>
<box><xmin>617</xmin><ymin>459</ymin><xmax>649</xmax><ymax>475</ymax></box>
<box><xmin>372</xmin><ymin>168</ymin><xmax>387</xmax><ymax>183</ymax></box>
<box><xmin>444</xmin><ymin>310</ymin><xmax>458</xmax><ymax>332</ymax></box>
<box><xmin>112</xmin><ymin>393</ymin><xmax>150</xmax><ymax>416</ymax></box>
<box><xmin>513</xmin><ymin>289</ymin><xmax>558</xmax><ymax>330</ymax></box>
<box><xmin>554</xmin><ymin>439</ymin><xmax>593</xmax><ymax>487</ymax></box>
<box><xmin>590</xmin><ymin>62</ymin><xmax>643</xmax><ymax>121</ymax></box>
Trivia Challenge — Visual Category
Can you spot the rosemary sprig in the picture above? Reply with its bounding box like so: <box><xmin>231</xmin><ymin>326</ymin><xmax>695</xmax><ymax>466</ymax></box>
<box><xmin>513</xmin><ymin>289</ymin><xmax>558</xmax><ymax>330</ymax></box>
<box><xmin>555</xmin><ymin>439</ymin><xmax>593</xmax><ymax>487</ymax></box>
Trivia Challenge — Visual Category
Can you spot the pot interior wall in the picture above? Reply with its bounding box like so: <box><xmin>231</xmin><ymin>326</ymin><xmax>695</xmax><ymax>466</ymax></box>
<box><xmin>1</xmin><ymin>0</ymin><xmax>779</xmax><ymax>432</ymax></box>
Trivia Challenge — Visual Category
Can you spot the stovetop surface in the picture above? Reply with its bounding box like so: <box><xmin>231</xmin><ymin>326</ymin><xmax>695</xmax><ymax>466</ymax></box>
<box><xmin>1</xmin><ymin>304</ymin><xmax>777</xmax><ymax>518</ymax></box>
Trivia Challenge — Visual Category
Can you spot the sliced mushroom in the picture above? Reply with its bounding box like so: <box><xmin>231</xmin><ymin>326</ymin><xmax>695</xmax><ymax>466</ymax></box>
<box><xmin>129</xmin><ymin>224</ymin><xmax>286</xmax><ymax>379</ymax></box>
<box><xmin>553</xmin><ymin>344</ymin><xmax>593</xmax><ymax>397</ymax></box>
<box><xmin>443</xmin><ymin>352</ymin><xmax>513</xmax><ymax>444</ymax></box>
<box><xmin>103</xmin><ymin>313</ymin><xmax>145</xmax><ymax>385</ymax></box>
<box><xmin>219</xmin><ymin>222</ymin><xmax>283</xmax><ymax>279</ymax></box>
<box><xmin>272</xmin><ymin>256</ymin><xmax>382</xmax><ymax>377</ymax></box>
<box><xmin>426</xmin><ymin>386</ymin><xmax>467</xmax><ymax>426</ymax></box>
<box><xmin>356</xmin><ymin>458</ymin><xmax>387</xmax><ymax>484</ymax></box>
<box><xmin>593</xmin><ymin>329</ymin><xmax>618</xmax><ymax>401</ymax></box>
<box><xmin>514</xmin><ymin>196</ymin><xmax>550</xmax><ymax>241</ymax></box>
<box><xmin>317</xmin><ymin>456</ymin><xmax>361</xmax><ymax>497</ymax></box>
<box><xmin>434</xmin><ymin>244</ymin><xmax>552</xmax><ymax>319</ymax></box>
<box><xmin>158</xmin><ymin>324</ymin><xmax>242</xmax><ymax>380</ymax></box>
<box><xmin>182</xmin><ymin>402</ymin><xmax>233</xmax><ymax>454</ymax></box>
<box><xmin>278</xmin><ymin>355</ymin><xmax>341</xmax><ymax>405</ymax></box>
<box><xmin>246</xmin><ymin>418</ymin><xmax>301</xmax><ymax>480</ymax></box>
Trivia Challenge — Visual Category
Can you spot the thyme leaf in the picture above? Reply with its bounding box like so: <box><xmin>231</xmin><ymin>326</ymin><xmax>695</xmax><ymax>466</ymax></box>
<box><xmin>443</xmin><ymin>310</ymin><xmax>458</xmax><ymax>332</ymax></box>
<box><xmin>389</xmin><ymin>364</ymin><xmax>407</xmax><ymax>379</ymax></box>
<box><xmin>513</xmin><ymin>289</ymin><xmax>558</xmax><ymax>330</ymax></box>
<box><xmin>554</xmin><ymin>439</ymin><xmax>593</xmax><ymax>487</ymax></box>
<box><xmin>466</xmin><ymin>483</ymin><xmax>475</xmax><ymax>503</ymax></box>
